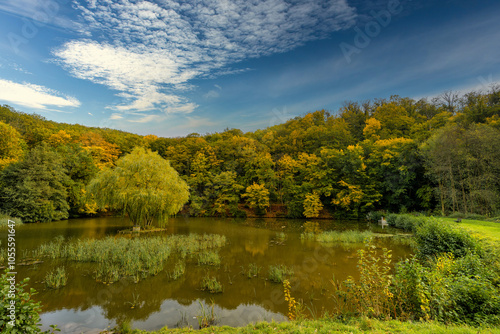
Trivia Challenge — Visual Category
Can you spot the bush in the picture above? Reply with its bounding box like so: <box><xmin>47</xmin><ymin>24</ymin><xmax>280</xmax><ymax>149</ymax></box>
<box><xmin>0</xmin><ymin>272</ymin><xmax>46</xmax><ymax>333</ymax></box>
<box><xmin>387</xmin><ymin>213</ymin><xmax>426</xmax><ymax>232</ymax></box>
<box><xmin>414</xmin><ymin>219</ymin><xmax>479</xmax><ymax>259</ymax></box>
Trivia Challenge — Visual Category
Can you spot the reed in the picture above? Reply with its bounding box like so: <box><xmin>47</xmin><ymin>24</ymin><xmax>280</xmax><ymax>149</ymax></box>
<box><xmin>36</xmin><ymin>233</ymin><xmax>226</xmax><ymax>283</ymax></box>
<box><xmin>243</xmin><ymin>263</ymin><xmax>262</xmax><ymax>278</ymax></box>
<box><xmin>301</xmin><ymin>230</ymin><xmax>373</xmax><ymax>244</ymax></box>
<box><xmin>268</xmin><ymin>264</ymin><xmax>294</xmax><ymax>283</ymax></box>
<box><xmin>169</xmin><ymin>261</ymin><xmax>186</xmax><ymax>280</ymax></box>
<box><xmin>45</xmin><ymin>266</ymin><xmax>67</xmax><ymax>289</ymax></box>
<box><xmin>197</xmin><ymin>251</ymin><xmax>221</xmax><ymax>266</ymax></box>
<box><xmin>201</xmin><ymin>276</ymin><xmax>223</xmax><ymax>293</ymax></box>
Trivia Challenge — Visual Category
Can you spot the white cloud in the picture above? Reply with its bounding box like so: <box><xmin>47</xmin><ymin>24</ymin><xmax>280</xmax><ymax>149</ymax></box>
<box><xmin>52</xmin><ymin>0</ymin><xmax>356</xmax><ymax>117</ymax></box>
<box><xmin>204</xmin><ymin>90</ymin><xmax>220</xmax><ymax>99</ymax></box>
<box><xmin>109</xmin><ymin>113</ymin><xmax>124</xmax><ymax>120</ymax></box>
<box><xmin>0</xmin><ymin>79</ymin><xmax>80</xmax><ymax>109</ymax></box>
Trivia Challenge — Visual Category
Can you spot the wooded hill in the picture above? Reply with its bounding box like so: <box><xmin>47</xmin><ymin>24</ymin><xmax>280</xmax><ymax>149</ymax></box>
<box><xmin>1</xmin><ymin>87</ymin><xmax>499</xmax><ymax>222</ymax></box>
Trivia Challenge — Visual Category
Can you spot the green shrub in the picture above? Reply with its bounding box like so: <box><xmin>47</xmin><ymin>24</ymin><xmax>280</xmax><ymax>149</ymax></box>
<box><xmin>0</xmin><ymin>272</ymin><xmax>46</xmax><ymax>333</ymax></box>
<box><xmin>414</xmin><ymin>219</ymin><xmax>479</xmax><ymax>259</ymax></box>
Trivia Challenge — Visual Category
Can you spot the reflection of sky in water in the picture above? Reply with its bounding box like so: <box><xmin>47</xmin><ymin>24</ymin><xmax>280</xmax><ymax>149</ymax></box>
<box><xmin>40</xmin><ymin>306</ymin><xmax>114</xmax><ymax>334</ymax></box>
<box><xmin>40</xmin><ymin>301</ymin><xmax>285</xmax><ymax>333</ymax></box>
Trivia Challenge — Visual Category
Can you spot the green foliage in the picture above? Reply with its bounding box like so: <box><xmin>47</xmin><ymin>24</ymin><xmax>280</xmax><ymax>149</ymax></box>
<box><xmin>387</xmin><ymin>213</ymin><xmax>427</xmax><ymax>232</ymax></box>
<box><xmin>196</xmin><ymin>300</ymin><xmax>218</xmax><ymax>328</ymax></box>
<box><xmin>242</xmin><ymin>263</ymin><xmax>262</xmax><ymax>278</ymax></box>
<box><xmin>414</xmin><ymin>219</ymin><xmax>479</xmax><ymax>259</ymax></box>
<box><xmin>0</xmin><ymin>144</ymin><xmax>70</xmax><ymax>223</ymax></box>
<box><xmin>330</xmin><ymin>245</ymin><xmax>394</xmax><ymax>318</ymax></box>
<box><xmin>169</xmin><ymin>261</ymin><xmax>186</xmax><ymax>280</ymax></box>
<box><xmin>268</xmin><ymin>265</ymin><xmax>294</xmax><ymax>283</ymax></box>
<box><xmin>0</xmin><ymin>272</ymin><xmax>44</xmax><ymax>333</ymax></box>
<box><xmin>88</xmin><ymin>147</ymin><xmax>189</xmax><ymax>228</ymax></box>
<box><xmin>200</xmin><ymin>276</ymin><xmax>223</xmax><ymax>293</ymax></box>
<box><xmin>44</xmin><ymin>267</ymin><xmax>67</xmax><ymax>289</ymax></box>
<box><xmin>36</xmin><ymin>234</ymin><xmax>226</xmax><ymax>283</ymax></box>
<box><xmin>197</xmin><ymin>251</ymin><xmax>221</xmax><ymax>266</ymax></box>
<box><xmin>2</xmin><ymin>85</ymin><xmax>500</xmax><ymax>219</ymax></box>
<box><xmin>302</xmin><ymin>230</ymin><xmax>373</xmax><ymax>244</ymax></box>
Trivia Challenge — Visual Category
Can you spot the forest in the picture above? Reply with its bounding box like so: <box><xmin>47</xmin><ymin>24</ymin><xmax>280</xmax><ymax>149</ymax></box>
<box><xmin>1</xmin><ymin>87</ymin><xmax>500</xmax><ymax>223</ymax></box>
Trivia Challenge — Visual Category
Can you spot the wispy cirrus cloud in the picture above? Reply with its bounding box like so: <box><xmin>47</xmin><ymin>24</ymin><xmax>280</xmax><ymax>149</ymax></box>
<box><xmin>53</xmin><ymin>0</ymin><xmax>357</xmax><ymax>121</ymax></box>
<box><xmin>0</xmin><ymin>79</ymin><xmax>80</xmax><ymax>109</ymax></box>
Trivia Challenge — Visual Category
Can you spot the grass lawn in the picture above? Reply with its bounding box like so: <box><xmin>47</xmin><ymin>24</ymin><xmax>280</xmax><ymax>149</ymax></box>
<box><xmin>440</xmin><ymin>217</ymin><xmax>500</xmax><ymax>243</ymax></box>
<box><xmin>120</xmin><ymin>318</ymin><xmax>500</xmax><ymax>334</ymax></box>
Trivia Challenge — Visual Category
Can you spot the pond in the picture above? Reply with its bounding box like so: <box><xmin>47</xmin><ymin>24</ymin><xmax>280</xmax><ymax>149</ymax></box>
<box><xmin>1</xmin><ymin>217</ymin><xmax>412</xmax><ymax>333</ymax></box>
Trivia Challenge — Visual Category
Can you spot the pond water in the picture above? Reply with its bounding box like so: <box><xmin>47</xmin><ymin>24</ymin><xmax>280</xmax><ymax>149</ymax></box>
<box><xmin>1</xmin><ymin>217</ymin><xmax>412</xmax><ymax>333</ymax></box>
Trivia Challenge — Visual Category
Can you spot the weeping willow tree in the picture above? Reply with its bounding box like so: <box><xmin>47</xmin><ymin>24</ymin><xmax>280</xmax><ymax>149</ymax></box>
<box><xmin>88</xmin><ymin>147</ymin><xmax>189</xmax><ymax>228</ymax></box>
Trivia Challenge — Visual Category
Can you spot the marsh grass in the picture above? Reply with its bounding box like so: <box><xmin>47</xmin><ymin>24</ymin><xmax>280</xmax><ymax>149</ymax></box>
<box><xmin>170</xmin><ymin>261</ymin><xmax>186</xmax><ymax>280</ymax></box>
<box><xmin>301</xmin><ymin>230</ymin><xmax>373</xmax><ymax>244</ymax></box>
<box><xmin>242</xmin><ymin>263</ymin><xmax>262</xmax><ymax>278</ymax></box>
<box><xmin>0</xmin><ymin>212</ymin><xmax>22</xmax><ymax>229</ymax></box>
<box><xmin>201</xmin><ymin>276</ymin><xmax>223</xmax><ymax>293</ymax></box>
<box><xmin>197</xmin><ymin>251</ymin><xmax>221</xmax><ymax>266</ymax></box>
<box><xmin>196</xmin><ymin>299</ymin><xmax>218</xmax><ymax>328</ymax></box>
<box><xmin>36</xmin><ymin>234</ymin><xmax>226</xmax><ymax>283</ymax></box>
<box><xmin>45</xmin><ymin>266</ymin><xmax>67</xmax><ymax>289</ymax></box>
<box><xmin>268</xmin><ymin>264</ymin><xmax>294</xmax><ymax>283</ymax></box>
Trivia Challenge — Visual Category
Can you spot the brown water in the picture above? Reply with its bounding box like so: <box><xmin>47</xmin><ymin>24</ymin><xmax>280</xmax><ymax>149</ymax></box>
<box><xmin>1</xmin><ymin>217</ymin><xmax>412</xmax><ymax>333</ymax></box>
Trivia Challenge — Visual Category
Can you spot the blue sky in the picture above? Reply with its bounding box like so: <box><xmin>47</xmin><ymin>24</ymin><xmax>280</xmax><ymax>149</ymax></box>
<box><xmin>0</xmin><ymin>0</ymin><xmax>499</xmax><ymax>137</ymax></box>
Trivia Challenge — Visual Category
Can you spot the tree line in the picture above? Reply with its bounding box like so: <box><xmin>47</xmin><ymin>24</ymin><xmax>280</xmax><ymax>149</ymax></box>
<box><xmin>0</xmin><ymin>86</ymin><xmax>499</xmax><ymax>223</ymax></box>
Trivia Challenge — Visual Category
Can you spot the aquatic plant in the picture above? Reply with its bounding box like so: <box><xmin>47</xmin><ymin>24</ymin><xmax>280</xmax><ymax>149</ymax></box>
<box><xmin>201</xmin><ymin>276</ymin><xmax>223</xmax><ymax>293</ymax></box>
<box><xmin>197</xmin><ymin>251</ymin><xmax>221</xmax><ymax>266</ymax></box>
<box><xmin>44</xmin><ymin>266</ymin><xmax>67</xmax><ymax>289</ymax></box>
<box><xmin>301</xmin><ymin>230</ymin><xmax>373</xmax><ymax>244</ymax></box>
<box><xmin>243</xmin><ymin>263</ymin><xmax>262</xmax><ymax>279</ymax></box>
<box><xmin>268</xmin><ymin>264</ymin><xmax>294</xmax><ymax>283</ymax></box>
<box><xmin>169</xmin><ymin>261</ymin><xmax>186</xmax><ymax>280</ymax></box>
<box><xmin>36</xmin><ymin>233</ymin><xmax>226</xmax><ymax>283</ymax></box>
<box><xmin>196</xmin><ymin>299</ymin><xmax>218</xmax><ymax>328</ymax></box>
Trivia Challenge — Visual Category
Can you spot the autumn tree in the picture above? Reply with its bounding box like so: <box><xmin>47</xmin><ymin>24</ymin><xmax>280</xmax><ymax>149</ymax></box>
<box><xmin>0</xmin><ymin>121</ymin><xmax>25</xmax><ymax>170</ymax></box>
<box><xmin>88</xmin><ymin>147</ymin><xmax>189</xmax><ymax>228</ymax></box>
<box><xmin>303</xmin><ymin>192</ymin><xmax>323</xmax><ymax>218</ymax></box>
<box><xmin>79</xmin><ymin>132</ymin><xmax>121</xmax><ymax>169</ymax></box>
<box><xmin>242</xmin><ymin>183</ymin><xmax>270</xmax><ymax>215</ymax></box>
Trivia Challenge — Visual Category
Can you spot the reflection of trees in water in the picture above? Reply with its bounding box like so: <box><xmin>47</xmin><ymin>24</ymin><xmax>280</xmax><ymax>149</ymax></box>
<box><xmin>244</xmin><ymin>233</ymin><xmax>269</xmax><ymax>256</ymax></box>
<box><xmin>303</xmin><ymin>221</ymin><xmax>322</xmax><ymax>234</ymax></box>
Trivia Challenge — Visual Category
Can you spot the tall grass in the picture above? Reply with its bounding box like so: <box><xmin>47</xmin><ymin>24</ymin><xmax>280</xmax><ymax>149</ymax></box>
<box><xmin>301</xmin><ymin>230</ymin><xmax>373</xmax><ymax>244</ymax></box>
<box><xmin>197</xmin><ymin>251</ymin><xmax>221</xmax><ymax>266</ymax></box>
<box><xmin>200</xmin><ymin>276</ymin><xmax>223</xmax><ymax>293</ymax></box>
<box><xmin>169</xmin><ymin>261</ymin><xmax>186</xmax><ymax>280</ymax></box>
<box><xmin>36</xmin><ymin>233</ymin><xmax>226</xmax><ymax>283</ymax></box>
<box><xmin>268</xmin><ymin>265</ymin><xmax>294</xmax><ymax>283</ymax></box>
<box><xmin>0</xmin><ymin>212</ymin><xmax>22</xmax><ymax>228</ymax></box>
<box><xmin>45</xmin><ymin>267</ymin><xmax>68</xmax><ymax>289</ymax></box>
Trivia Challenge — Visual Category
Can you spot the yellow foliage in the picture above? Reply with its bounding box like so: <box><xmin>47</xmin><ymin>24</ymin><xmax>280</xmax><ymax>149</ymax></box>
<box><xmin>283</xmin><ymin>279</ymin><xmax>298</xmax><ymax>320</ymax></box>
<box><xmin>47</xmin><ymin>130</ymin><xmax>72</xmax><ymax>147</ymax></box>
<box><xmin>363</xmin><ymin>118</ymin><xmax>382</xmax><ymax>140</ymax></box>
